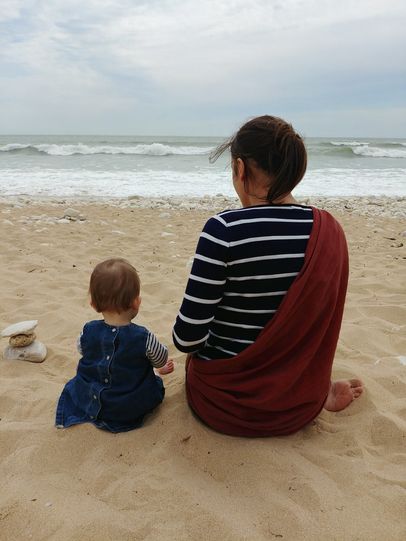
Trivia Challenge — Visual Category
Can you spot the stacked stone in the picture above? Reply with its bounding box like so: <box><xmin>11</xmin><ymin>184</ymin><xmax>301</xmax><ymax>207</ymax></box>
<box><xmin>1</xmin><ymin>320</ymin><xmax>47</xmax><ymax>363</ymax></box>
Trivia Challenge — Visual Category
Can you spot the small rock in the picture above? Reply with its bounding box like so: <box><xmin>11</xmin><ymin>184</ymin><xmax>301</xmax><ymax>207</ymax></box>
<box><xmin>3</xmin><ymin>341</ymin><xmax>47</xmax><ymax>363</ymax></box>
<box><xmin>1</xmin><ymin>320</ymin><xmax>38</xmax><ymax>338</ymax></box>
<box><xmin>9</xmin><ymin>333</ymin><xmax>36</xmax><ymax>347</ymax></box>
<box><xmin>63</xmin><ymin>208</ymin><xmax>81</xmax><ymax>221</ymax></box>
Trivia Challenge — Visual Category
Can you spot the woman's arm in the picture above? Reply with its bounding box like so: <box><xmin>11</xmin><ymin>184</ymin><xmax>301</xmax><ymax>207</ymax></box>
<box><xmin>173</xmin><ymin>215</ymin><xmax>229</xmax><ymax>352</ymax></box>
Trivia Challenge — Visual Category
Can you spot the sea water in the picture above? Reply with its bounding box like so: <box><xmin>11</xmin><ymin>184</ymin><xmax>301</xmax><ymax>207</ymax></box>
<box><xmin>0</xmin><ymin>135</ymin><xmax>405</xmax><ymax>198</ymax></box>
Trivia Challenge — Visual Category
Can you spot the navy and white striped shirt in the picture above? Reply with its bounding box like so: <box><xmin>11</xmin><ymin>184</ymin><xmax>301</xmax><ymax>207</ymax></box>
<box><xmin>145</xmin><ymin>332</ymin><xmax>168</xmax><ymax>368</ymax></box>
<box><xmin>173</xmin><ymin>204</ymin><xmax>313</xmax><ymax>360</ymax></box>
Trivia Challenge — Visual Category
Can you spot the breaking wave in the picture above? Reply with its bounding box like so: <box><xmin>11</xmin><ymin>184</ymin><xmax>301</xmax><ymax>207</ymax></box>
<box><xmin>351</xmin><ymin>146</ymin><xmax>406</xmax><ymax>158</ymax></box>
<box><xmin>330</xmin><ymin>141</ymin><xmax>368</xmax><ymax>147</ymax></box>
<box><xmin>0</xmin><ymin>142</ymin><xmax>211</xmax><ymax>156</ymax></box>
<box><xmin>329</xmin><ymin>141</ymin><xmax>406</xmax><ymax>158</ymax></box>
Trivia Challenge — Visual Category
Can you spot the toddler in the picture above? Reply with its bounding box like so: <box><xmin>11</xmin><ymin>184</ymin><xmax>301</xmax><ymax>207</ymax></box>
<box><xmin>55</xmin><ymin>258</ymin><xmax>174</xmax><ymax>432</ymax></box>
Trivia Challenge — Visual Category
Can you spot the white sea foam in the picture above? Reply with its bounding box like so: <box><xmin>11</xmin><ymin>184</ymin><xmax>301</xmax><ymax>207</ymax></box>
<box><xmin>351</xmin><ymin>146</ymin><xmax>406</xmax><ymax>158</ymax></box>
<box><xmin>330</xmin><ymin>141</ymin><xmax>368</xmax><ymax>147</ymax></box>
<box><xmin>0</xmin><ymin>143</ymin><xmax>31</xmax><ymax>151</ymax></box>
<box><xmin>297</xmin><ymin>168</ymin><xmax>406</xmax><ymax>196</ymax></box>
<box><xmin>0</xmin><ymin>142</ymin><xmax>211</xmax><ymax>156</ymax></box>
<box><xmin>0</xmin><ymin>167</ymin><xmax>405</xmax><ymax>198</ymax></box>
<box><xmin>1</xmin><ymin>136</ymin><xmax>405</xmax><ymax>199</ymax></box>
<box><xmin>0</xmin><ymin>168</ymin><xmax>231</xmax><ymax>198</ymax></box>
<box><xmin>329</xmin><ymin>141</ymin><xmax>406</xmax><ymax>158</ymax></box>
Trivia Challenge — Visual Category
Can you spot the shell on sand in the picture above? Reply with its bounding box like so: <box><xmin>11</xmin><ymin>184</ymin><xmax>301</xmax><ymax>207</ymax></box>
<box><xmin>1</xmin><ymin>320</ymin><xmax>38</xmax><ymax>338</ymax></box>
<box><xmin>3</xmin><ymin>341</ymin><xmax>47</xmax><ymax>363</ymax></box>
<box><xmin>9</xmin><ymin>333</ymin><xmax>36</xmax><ymax>347</ymax></box>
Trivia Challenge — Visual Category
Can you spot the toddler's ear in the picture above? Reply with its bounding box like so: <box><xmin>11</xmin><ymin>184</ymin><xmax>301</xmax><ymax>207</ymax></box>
<box><xmin>89</xmin><ymin>299</ymin><xmax>101</xmax><ymax>313</ymax></box>
<box><xmin>133</xmin><ymin>296</ymin><xmax>141</xmax><ymax>310</ymax></box>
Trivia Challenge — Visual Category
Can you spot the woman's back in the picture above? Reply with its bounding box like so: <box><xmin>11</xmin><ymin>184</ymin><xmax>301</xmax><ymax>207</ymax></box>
<box><xmin>174</xmin><ymin>114</ymin><xmax>362</xmax><ymax>436</ymax></box>
<box><xmin>173</xmin><ymin>204</ymin><xmax>313</xmax><ymax>360</ymax></box>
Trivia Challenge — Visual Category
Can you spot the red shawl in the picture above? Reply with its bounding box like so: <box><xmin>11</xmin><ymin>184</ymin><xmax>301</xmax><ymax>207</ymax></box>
<box><xmin>186</xmin><ymin>207</ymin><xmax>349</xmax><ymax>437</ymax></box>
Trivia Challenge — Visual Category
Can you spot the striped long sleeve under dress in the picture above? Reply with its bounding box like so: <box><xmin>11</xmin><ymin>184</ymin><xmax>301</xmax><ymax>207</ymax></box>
<box><xmin>173</xmin><ymin>204</ymin><xmax>314</xmax><ymax>360</ymax></box>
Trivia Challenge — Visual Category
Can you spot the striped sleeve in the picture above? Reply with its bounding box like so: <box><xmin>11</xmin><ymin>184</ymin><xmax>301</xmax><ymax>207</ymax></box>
<box><xmin>173</xmin><ymin>215</ymin><xmax>229</xmax><ymax>352</ymax></box>
<box><xmin>146</xmin><ymin>331</ymin><xmax>169</xmax><ymax>368</ymax></box>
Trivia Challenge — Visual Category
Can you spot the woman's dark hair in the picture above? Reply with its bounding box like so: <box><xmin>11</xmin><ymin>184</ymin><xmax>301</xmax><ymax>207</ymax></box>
<box><xmin>89</xmin><ymin>258</ymin><xmax>140</xmax><ymax>314</ymax></box>
<box><xmin>210</xmin><ymin>115</ymin><xmax>307</xmax><ymax>203</ymax></box>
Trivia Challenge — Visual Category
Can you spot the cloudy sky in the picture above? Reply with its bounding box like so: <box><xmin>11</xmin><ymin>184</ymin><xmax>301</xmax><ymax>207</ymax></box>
<box><xmin>1</xmin><ymin>0</ymin><xmax>405</xmax><ymax>136</ymax></box>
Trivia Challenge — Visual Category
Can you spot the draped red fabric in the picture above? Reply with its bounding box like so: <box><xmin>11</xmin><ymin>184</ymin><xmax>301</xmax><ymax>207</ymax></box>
<box><xmin>186</xmin><ymin>207</ymin><xmax>349</xmax><ymax>437</ymax></box>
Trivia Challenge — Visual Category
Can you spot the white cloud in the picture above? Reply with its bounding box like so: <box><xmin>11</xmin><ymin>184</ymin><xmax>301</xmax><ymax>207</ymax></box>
<box><xmin>0</xmin><ymin>0</ymin><xmax>405</xmax><ymax>134</ymax></box>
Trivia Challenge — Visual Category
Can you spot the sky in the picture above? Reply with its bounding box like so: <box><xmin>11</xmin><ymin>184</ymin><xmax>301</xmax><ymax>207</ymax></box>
<box><xmin>1</xmin><ymin>0</ymin><xmax>405</xmax><ymax>137</ymax></box>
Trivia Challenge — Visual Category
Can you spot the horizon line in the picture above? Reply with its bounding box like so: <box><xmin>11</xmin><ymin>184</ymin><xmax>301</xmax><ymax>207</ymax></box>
<box><xmin>0</xmin><ymin>133</ymin><xmax>405</xmax><ymax>139</ymax></box>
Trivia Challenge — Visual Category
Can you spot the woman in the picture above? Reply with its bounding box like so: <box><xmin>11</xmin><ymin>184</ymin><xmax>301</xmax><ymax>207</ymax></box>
<box><xmin>173</xmin><ymin>115</ymin><xmax>363</xmax><ymax>437</ymax></box>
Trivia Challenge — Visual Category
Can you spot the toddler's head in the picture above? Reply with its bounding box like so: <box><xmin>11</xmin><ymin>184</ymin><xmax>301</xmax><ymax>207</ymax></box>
<box><xmin>89</xmin><ymin>258</ymin><xmax>140</xmax><ymax>315</ymax></box>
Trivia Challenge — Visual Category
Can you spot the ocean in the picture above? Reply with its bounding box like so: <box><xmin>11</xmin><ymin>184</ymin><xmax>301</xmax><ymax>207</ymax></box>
<box><xmin>0</xmin><ymin>135</ymin><xmax>405</xmax><ymax>199</ymax></box>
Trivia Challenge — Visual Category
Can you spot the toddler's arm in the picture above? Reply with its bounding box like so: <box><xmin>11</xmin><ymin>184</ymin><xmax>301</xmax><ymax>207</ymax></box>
<box><xmin>146</xmin><ymin>332</ymin><xmax>174</xmax><ymax>374</ymax></box>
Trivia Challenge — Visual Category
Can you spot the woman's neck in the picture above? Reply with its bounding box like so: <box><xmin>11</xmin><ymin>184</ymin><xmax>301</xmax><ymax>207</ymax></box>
<box><xmin>239</xmin><ymin>191</ymin><xmax>299</xmax><ymax>208</ymax></box>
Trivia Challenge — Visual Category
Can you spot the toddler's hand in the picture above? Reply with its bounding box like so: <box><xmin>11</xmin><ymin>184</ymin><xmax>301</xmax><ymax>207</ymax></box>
<box><xmin>158</xmin><ymin>359</ymin><xmax>175</xmax><ymax>375</ymax></box>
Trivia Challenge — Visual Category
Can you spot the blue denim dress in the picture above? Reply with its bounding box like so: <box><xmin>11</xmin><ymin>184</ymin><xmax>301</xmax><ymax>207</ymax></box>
<box><xmin>55</xmin><ymin>320</ymin><xmax>165</xmax><ymax>432</ymax></box>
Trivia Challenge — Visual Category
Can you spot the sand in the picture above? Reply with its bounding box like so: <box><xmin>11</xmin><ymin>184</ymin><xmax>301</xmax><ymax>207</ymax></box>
<box><xmin>0</xmin><ymin>196</ymin><xmax>405</xmax><ymax>541</ymax></box>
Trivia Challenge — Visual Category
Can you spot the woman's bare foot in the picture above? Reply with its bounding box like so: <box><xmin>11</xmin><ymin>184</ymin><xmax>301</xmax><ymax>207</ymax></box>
<box><xmin>324</xmin><ymin>379</ymin><xmax>363</xmax><ymax>412</ymax></box>
<box><xmin>157</xmin><ymin>359</ymin><xmax>175</xmax><ymax>375</ymax></box>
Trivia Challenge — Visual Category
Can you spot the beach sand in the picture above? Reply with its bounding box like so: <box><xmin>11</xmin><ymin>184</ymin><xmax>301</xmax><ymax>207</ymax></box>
<box><xmin>0</xmin><ymin>196</ymin><xmax>405</xmax><ymax>541</ymax></box>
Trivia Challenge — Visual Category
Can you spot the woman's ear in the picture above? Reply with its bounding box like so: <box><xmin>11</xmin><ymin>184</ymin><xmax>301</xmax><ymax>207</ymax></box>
<box><xmin>233</xmin><ymin>158</ymin><xmax>249</xmax><ymax>203</ymax></box>
<box><xmin>235</xmin><ymin>157</ymin><xmax>245</xmax><ymax>182</ymax></box>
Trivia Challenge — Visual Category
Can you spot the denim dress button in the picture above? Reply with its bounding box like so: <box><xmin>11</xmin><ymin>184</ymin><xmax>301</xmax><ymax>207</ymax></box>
<box><xmin>93</xmin><ymin>394</ymin><xmax>97</xmax><ymax>400</ymax></box>
<box><xmin>112</xmin><ymin>328</ymin><xmax>116</xmax><ymax>332</ymax></box>
<box><xmin>104</xmin><ymin>378</ymin><xmax>109</xmax><ymax>383</ymax></box>
<box><xmin>106</xmin><ymin>355</ymin><xmax>110</xmax><ymax>360</ymax></box>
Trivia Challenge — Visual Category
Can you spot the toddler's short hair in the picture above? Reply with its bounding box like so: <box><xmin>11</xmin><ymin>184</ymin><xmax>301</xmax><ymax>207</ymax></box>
<box><xmin>89</xmin><ymin>258</ymin><xmax>140</xmax><ymax>314</ymax></box>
